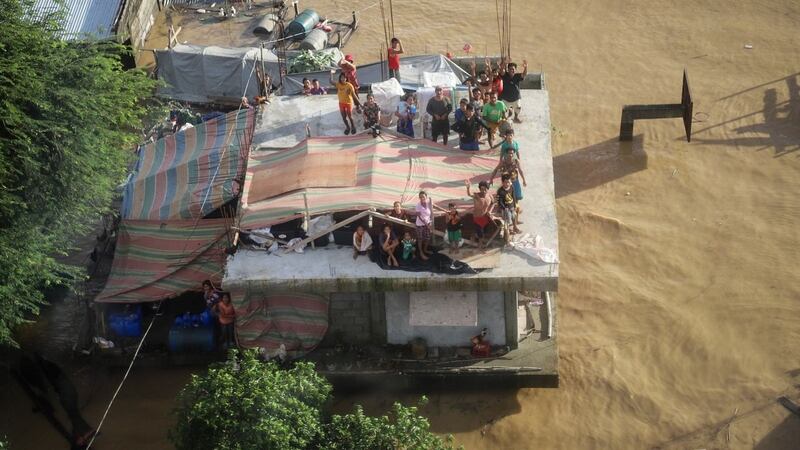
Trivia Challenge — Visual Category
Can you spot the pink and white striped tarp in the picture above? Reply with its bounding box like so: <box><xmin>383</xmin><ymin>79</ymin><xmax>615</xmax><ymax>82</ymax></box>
<box><xmin>238</xmin><ymin>133</ymin><xmax>499</xmax><ymax>230</ymax></box>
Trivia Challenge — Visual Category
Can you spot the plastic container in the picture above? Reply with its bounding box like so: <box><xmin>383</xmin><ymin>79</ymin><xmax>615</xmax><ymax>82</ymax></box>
<box><xmin>298</xmin><ymin>28</ymin><xmax>328</xmax><ymax>51</ymax></box>
<box><xmin>108</xmin><ymin>305</ymin><xmax>142</xmax><ymax>337</ymax></box>
<box><xmin>168</xmin><ymin>325</ymin><xmax>215</xmax><ymax>353</ymax></box>
<box><xmin>286</xmin><ymin>9</ymin><xmax>320</xmax><ymax>40</ymax></box>
<box><xmin>253</xmin><ymin>13</ymin><xmax>279</xmax><ymax>37</ymax></box>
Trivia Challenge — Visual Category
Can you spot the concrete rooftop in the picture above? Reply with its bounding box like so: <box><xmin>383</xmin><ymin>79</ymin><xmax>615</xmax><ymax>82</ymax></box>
<box><xmin>225</xmin><ymin>91</ymin><xmax>559</xmax><ymax>293</ymax></box>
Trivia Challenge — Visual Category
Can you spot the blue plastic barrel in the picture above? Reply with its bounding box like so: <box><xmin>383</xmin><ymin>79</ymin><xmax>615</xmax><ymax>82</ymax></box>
<box><xmin>168</xmin><ymin>325</ymin><xmax>215</xmax><ymax>353</ymax></box>
<box><xmin>286</xmin><ymin>9</ymin><xmax>320</xmax><ymax>40</ymax></box>
<box><xmin>108</xmin><ymin>305</ymin><xmax>142</xmax><ymax>337</ymax></box>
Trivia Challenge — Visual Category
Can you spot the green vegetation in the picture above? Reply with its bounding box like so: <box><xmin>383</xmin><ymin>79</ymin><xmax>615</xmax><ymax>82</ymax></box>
<box><xmin>289</xmin><ymin>49</ymin><xmax>337</xmax><ymax>74</ymax></box>
<box><xmin>170</xmin><ymin>350</ymin><xmax>458</xmax><ymax>450</ymax></box>
<box><xmin>0</xmin><ymin>0</ymin><xmax>157</xmax><ymax>345</ymax></box>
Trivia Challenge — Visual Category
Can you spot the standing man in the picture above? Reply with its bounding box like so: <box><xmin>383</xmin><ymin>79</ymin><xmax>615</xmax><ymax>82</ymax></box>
<box><xmin>481</xmin><ymin>91</ymin><xmax>509</xmax><ymax>148</ymax></box>
<box><xmin>455</xmin><ymin>104</ymin><xmax>490</xmax><ymax>150</ymax></box>
<box><xmin>426</xmin><ymin>86</ymin><xmax>453</xmax><ymax>145</ymax></box>
<box><xmin>387</xmin><ymin>37</ymin><xmax>404</xmax><ymax>81</ymax></box>
<box><xmin>499</xmin><ymin>60</ymin><xmax>528</xmax><ymax>123</ymax></box>
<box><xmin>465</xmin><ymin>180</ymin><xmax>495</xmax><ymax>248</ymax></box>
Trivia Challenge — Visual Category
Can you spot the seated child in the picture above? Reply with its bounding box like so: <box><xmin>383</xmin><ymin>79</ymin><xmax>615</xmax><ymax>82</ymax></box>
<box><xmin>471</xmin><ymin>328</ymin><xmax>491</xmax><ymax>357</ymax></box>
<box><xmin>400</xmin><ymin>231</ymin><xmax>416</xmax><ymax>262</ymax></box>
<box><xmin>309</xmin><ymin>78</ymin><xmax>326</xmax><ymax>95</ymax></box>
<box><xmin>352</xmin><ymin>225</ymin><xmax>373</xmax><ymax>259</ymax></box>
<box><xmin>379</xmin><ymin>224</ymin><xmax>399</xmax><ymax>267</ymax></box>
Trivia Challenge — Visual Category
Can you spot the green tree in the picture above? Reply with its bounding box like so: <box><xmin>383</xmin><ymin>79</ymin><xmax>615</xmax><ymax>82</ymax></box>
<box><xmin>0</xmin><ymin>0</ymin><xmax>156</xmax><ymax>345</ymax></box>
<box><xmin>170</xmin><ymin>350</ymin><xmax>458</xmax><ymax>450</ymax></box>
<box><xmin>324</xmin><ymin>401</ymin><xmax>457</xmax><ymax>450</ymax></box>
<box><xmin>170</xmin><ymin>351</ymin><xmax>331</xmax><ymax>450</ymax></box>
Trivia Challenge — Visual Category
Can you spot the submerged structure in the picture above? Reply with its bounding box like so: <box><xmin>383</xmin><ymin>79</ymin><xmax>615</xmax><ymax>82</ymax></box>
<box><xmin>95</xmin><ymin>46</ymin><xmax>559</xmax><ymax>386</ymax></box>
<box><xmin>223</xmin><ymin>92</ymin><xmax>559</xmax><ymax>386</ymax></box>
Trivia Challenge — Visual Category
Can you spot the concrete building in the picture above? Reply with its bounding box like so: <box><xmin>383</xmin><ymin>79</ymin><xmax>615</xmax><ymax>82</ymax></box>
<box><xmin>224</xmin><ymin>90</ymin><xmax>560</xmax><ymax>387</ymax></box>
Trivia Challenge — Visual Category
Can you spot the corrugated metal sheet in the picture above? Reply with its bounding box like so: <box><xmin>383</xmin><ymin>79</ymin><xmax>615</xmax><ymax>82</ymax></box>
<box><xmin>32</xmin><ymin>0</ymin><xmax>124</xmax><ymax>40</ymax></box>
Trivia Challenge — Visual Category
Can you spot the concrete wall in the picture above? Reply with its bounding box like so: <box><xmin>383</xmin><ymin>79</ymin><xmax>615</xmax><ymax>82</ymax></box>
<box><xmin>117</xmin><ymin>0</ymin><xmax>159</xmax><ymax>50</ymax></box>
<box><xmin>325</xmin><ymin>292</ymin><xmax>388</xmax><ymax>345</ymax></box>
<box><xmin>385</xmin><ymin>291</ymin><xmax>507</xmax><ymax>346</ymax></box>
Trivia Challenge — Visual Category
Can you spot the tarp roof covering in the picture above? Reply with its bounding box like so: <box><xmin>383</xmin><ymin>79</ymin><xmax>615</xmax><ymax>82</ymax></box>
<box><xmin>96</xmin><ymin>219</ymin><xmax>230</xmax><ymax>303</ymax></box>
<box><xmin>238</xmin><ymin>133</ymin><xmax>499</xmax><ymax>230</ymax></box>
<box><xmin>155</xmin><ymin>44</ymin><xmax>281</xmax><ymax>103</ymax></box>
<box><xmin>121</xmin><ymin>108</ymin><xmax>256</xmax><ymax>221</ymax></box>
<box><xmin>282</xmin><ymin>54</ymin><xmax>469</xmax><ymax>94</ymax></box>
<box><xmin>156</xmin><ymin>45</ymin><xmax>469</xmax><ymax>100</ymax></box>
<box><xmin>228</xmin><ymin>290</ymin><xmax>329</xmax><ymax>358</ymax></box>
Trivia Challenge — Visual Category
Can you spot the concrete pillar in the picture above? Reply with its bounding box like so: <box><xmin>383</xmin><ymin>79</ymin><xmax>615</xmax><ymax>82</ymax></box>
<box><xmin>369</xmin><ymin>292</ymin><xmax>387</xmax><ymax>344</ymax></box>
<box><xmin>542</xmin><ymin>291</ymin><xmax>554</xmax><ymax>340</ymax></box>
<box><xmin>504</xmin><ymin>291</ymin><xmax>518</xmax><ymax>349</ymax></box>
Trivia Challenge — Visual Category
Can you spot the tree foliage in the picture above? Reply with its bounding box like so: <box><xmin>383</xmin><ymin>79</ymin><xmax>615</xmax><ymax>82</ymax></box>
<box><xmin>171</xmin><ymin>351</ymin><xmax>331</xmax><ymax>450</ymax></box>
<box><xmin>0</xmin><ymin>0</ymin><xmax>157</xmax><ymax>344</ymax></box>
<box><xmin>171</xmin><ymin>350</ymin><xmax>458</xmax><ymax>450</ymax></box>
<box><xmin>324</xmin><ymin>401</ymin><xmax>457</xmax><ymax>450</ymax></box>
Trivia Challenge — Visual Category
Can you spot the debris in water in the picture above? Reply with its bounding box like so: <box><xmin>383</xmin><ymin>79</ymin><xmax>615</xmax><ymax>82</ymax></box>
<box><xmin>744</xmin><ymin>44</ymin><xmax>753</xmax><ymax>49</ymax></box>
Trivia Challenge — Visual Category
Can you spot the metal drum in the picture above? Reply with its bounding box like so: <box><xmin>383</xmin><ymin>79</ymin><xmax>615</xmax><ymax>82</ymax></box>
<box><xmin>286</xmin><ymin>9</ymin><xmax>320</xmax><ymax>40</ymax></box>
<box><xmin>298</xmin><ymin>28</ymin><xmax>328</xmax><ymax>51</ymax></box>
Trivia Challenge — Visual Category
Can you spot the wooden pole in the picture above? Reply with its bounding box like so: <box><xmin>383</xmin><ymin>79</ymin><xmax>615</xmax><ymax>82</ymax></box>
<box><xmin>303</xmin><ymin>193</ymin><xmax>314</xmax><ymax>249</ymax></box>
<box><xmin>283</xmin><ymin>210</ymin><xmax>371</xmax><ymax>253</ymax></box>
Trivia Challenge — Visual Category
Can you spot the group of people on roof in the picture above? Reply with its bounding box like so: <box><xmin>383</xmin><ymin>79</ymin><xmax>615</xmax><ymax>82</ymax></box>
<box><xmin>320</xmin><ymin>37</ymin><xmax>528</xmax><ymax>149</ymax></box>
<box><xmin>351</xmin><ymin>138</ymin><xmax>528</xmax><ymax>267</ymax></box>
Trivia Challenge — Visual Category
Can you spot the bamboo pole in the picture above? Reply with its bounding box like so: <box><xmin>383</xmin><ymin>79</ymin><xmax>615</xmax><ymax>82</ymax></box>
<box><xmin>283</xmin><ymin>210</ymin><xmax>371</xmax><ymax>253</ymax></box>
<box><xmin>303</xmin><ymin>193</ymin><xmax>314</xmax><ymax>249</ymax></box>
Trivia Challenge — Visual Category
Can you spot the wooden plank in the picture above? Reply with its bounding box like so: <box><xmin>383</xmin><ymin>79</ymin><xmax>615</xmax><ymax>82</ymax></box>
<box><xmin>283</xmin><ymin>210</ymin><xmax>370</xmax><ymax>253</ymax></box>
<box><xmin>440</xmin><ymin>247</ymin><xmax>502</xmax><ymax>268</ymax></box>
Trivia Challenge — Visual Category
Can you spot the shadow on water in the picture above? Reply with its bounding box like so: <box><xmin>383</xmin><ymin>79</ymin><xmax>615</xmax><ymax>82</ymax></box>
<box><xmin>688</xmin><ymin>73</ymin><xmax>800</xmax><ymax>157</ymax></box>
<box><xmin>755</xmin><ymin>413</ymin><xmax>800</xmax><ymax>450</ymax></box>
<box><xmin>553</xmin><ymin>134</ymin><xmax>647</xmax><ymax>198</ymax></box>
<box><xmin>329</xmin><ymin>385</ymin><xmax>522</xmax><ymax>434</ymax></box>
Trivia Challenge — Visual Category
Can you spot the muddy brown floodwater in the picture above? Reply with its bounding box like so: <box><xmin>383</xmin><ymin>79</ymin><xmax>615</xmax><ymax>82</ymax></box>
<box><xmin>3</xmin><ymin>1</ymin><xmax>800</xmax><ymax>449</ymax></box>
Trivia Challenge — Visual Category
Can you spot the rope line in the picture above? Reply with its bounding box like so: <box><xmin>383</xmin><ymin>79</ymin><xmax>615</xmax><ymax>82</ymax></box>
<box><xmin>85</xmin><ymin>301</ymin><xmax>162</xmax><ymax>449</ymax></box>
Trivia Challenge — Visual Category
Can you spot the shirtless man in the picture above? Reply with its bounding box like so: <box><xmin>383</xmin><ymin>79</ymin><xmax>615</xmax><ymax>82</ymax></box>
<box><xmin>465</xmin><ymin>179</ymin><xmax>495</xmax><ymax>247</ymax></box>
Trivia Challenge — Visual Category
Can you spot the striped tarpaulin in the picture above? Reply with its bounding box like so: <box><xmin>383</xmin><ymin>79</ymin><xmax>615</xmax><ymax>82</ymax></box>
<box><xmin>121</xmin><ymin>108</ymin><xmax>256</xmax><ymax>221</ymax></box>
<box><xmin>229</xmin><ymin>289</ymin><xmax>329</xmax><ymax>359</ymax></box>
<box><xmin>238</xmin><ymin>133</ymin><xmax>500</xmax><ymax>230</ymax></box>
<box><xmin>96</xmin><ymin>219</ymin><xmax>230</xmax><ymax>303</ymax></box>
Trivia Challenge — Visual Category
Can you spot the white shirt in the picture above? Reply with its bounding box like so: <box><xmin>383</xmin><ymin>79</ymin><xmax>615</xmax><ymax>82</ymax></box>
<box><xmin>352</xmin><ymin>232</ymin><xmax>373</xmax><ymax>251</ymax></box>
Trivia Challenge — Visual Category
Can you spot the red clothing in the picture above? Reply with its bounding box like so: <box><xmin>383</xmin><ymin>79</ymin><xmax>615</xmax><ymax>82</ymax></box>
<box><xmin>388</xmin><ymin>48</ymin><xmax>401</xmax><ymax>70</ymax></box>
<box><xmin>492</xmin><ymin>77</ymin><xmax>503</xmax><ymax>96</ymax></box>
<box><xmin>217</xmin><ymin>301</ymin><xmax>235</xmax><ymax>325</ymax></box>
<box><xmin>338</xmin><ymin>102</ymin><xmax>353</xmax><ymax>114</ymax></box>
<box><xmin>340</xmin><ymin>63</ymin><xmax>359</xmax><ymax>90</ymax></box>
<box><xmin>473</xmin><ymin>214</ymin><xmax>491</xmax><ymax>229</ymax></box>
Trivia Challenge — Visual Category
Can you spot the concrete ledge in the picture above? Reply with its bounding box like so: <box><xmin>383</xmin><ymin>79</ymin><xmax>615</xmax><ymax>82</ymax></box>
<box><xmin>225</xmin><ymin>273</ymin><xmax>557</xmax><ymax>294</ymax></box>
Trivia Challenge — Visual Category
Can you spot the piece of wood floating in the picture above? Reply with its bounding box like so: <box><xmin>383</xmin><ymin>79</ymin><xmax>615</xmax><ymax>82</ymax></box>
<box><xmin>619</xmin><ymin>69</ymin><xmax>694</xmax><ymax>142</ymax></box>
<box><xmin>283</xmin><ymin>210</ymin><xmax>371</xmax><ymax>253</ymax></box>
<box><xmin>777</xmin><ymin>396</ymin><xmax>800</xmax><ymax>417</ymax></box>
